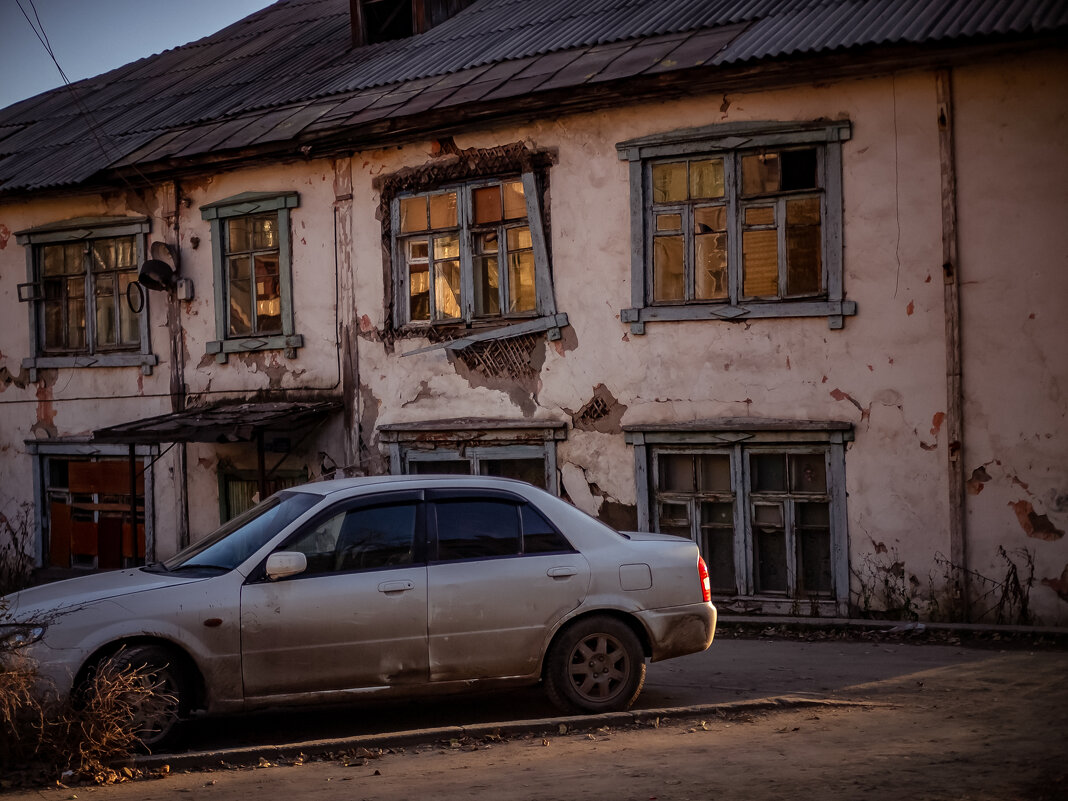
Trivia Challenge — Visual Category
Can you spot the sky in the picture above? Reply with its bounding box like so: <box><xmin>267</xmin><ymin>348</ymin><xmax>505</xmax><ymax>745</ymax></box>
<box><xmin>0</xmin><ymin>0</ymin><xmax>277</xmax><ymax>110</ymax></box>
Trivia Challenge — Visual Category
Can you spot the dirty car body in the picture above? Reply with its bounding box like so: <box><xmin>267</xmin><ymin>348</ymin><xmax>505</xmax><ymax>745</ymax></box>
<box><xmin>2</xmin><ymin>476</ymin><xmax>716</xmax><ymax>742</ymax></box>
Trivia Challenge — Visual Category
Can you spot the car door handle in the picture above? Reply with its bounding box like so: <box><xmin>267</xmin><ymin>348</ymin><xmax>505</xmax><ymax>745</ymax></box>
<box><xmin>547</xmin><ymin>566</ymin><xmax>577</xmax><ymax>578</ymax></box>
<box><xmin>378</xmin><ymin>580</ymin><xmax>415</xmax><ymax>593</ymax></box>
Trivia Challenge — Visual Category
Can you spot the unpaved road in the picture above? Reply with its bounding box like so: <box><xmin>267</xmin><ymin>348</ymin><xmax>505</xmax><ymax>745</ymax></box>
<box><xmin>8</xmin><ymin>646</ymin><xmax>1066</xmax><ymax>800</ymax></box>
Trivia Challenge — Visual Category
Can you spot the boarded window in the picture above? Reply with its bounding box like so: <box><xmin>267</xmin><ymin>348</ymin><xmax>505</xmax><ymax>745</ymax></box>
<box><xmin>45</xmin><ymin>457</ymin><xmax>144</xmax><ymax>570</ymax></box>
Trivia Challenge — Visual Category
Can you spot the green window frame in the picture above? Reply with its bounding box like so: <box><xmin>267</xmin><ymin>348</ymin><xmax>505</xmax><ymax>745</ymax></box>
<box><xmin>16</xmin><ymin>216</ymin><xmax>156</xmax><ymax>379</ymax></box>
<box><xmin>201</xmin><ymin>191</ymin><xmax>302</xmax><ymax>363</ymax></box>
<box><xmin>626</xmin><ymin>421</ymin><xmax>852</xmax><ymax>615</ymax></box>
<box><xmin>617</xmin><ymin>120</ymin><xmax>855</xmax><ymax>333</ymax></box>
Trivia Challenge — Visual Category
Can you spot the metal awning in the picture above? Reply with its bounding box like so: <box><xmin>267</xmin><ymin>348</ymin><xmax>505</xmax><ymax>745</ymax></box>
<box><xmin>92</xmin><ymin>400</ymin><xmax>341</xmax><ymax>445</ymax></box>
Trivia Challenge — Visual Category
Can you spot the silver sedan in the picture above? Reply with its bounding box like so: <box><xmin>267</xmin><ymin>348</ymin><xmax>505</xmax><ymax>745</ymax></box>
<box><xmin>1</xmin><ymin>476</ymin><xmax>716</xmax><ymax>745</ymax></box>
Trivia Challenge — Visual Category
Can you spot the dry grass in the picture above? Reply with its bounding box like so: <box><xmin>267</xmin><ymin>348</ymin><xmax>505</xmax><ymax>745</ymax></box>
<box><xmin>0</xmin><ymin>648</ymin><xmax>175</xmax><ymax>787</ymax></box>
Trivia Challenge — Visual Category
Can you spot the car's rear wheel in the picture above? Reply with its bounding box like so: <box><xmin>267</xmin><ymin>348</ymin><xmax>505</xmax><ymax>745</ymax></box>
<box><xmin>89</xmin><ymin>644</ymin><xmax>188</xmax><ymax>750</ymax></box>
<box><xmin>545</xmin><ymin>616</ymin><xmax>646</xmax><ymax>714</ymax></box>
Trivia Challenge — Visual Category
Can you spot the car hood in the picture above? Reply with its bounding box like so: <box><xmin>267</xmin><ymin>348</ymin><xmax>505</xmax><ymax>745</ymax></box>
<box><xmin>2</xmin><ymin>569</ymin><xmax>206</xmax><ymax>621</ymax></box>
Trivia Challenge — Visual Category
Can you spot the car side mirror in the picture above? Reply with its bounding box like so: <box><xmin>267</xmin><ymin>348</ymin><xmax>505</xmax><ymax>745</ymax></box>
<box><xmin>265</xmin><ymin>551</ymin><xmax>308</xmax><ymax>580</ymax></box>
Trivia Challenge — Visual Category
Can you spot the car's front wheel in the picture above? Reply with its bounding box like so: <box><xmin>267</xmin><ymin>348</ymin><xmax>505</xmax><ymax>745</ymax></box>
<box><xmin>544</xmin><ymin>616</ymin><xmax>646</xmax><ymax>714</ymax></box>
<box><xmin>87</xmin><ymin>644</ymin><xmax>188</xmax><ymax>750</ymax></box>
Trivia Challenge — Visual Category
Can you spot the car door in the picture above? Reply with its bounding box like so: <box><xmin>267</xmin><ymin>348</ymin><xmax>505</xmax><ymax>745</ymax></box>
<box><xmin>426</xmin><ymin>490</ymin><xmax>590</xmax><ymax>682</ymax></box>
<box><xmin>240</xmin><ymin>492</ymin><xmax>429</xmax><ymax>698</ymax></box>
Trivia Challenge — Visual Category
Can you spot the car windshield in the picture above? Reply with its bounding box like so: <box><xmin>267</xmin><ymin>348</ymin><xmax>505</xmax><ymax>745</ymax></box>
<box><xmin>159</xmin><ymin>490</ymin><xmax>321</xmax><ymax>573</ymax></box>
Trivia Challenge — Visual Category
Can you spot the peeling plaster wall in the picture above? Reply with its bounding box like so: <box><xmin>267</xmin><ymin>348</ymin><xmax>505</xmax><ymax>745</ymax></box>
<box><xmin>349</xmin><ymin>56</ymin><xmax>1064</xmax><ymax>620</ymax></box>
<box><xmin>953</xmin><ymin>51</ymin><xmax>1068</xmax><ymax>624</ymax></box>
<box><xmin>178</xmin><ymin>161</ymin><xmax>343</xmax><ymax>396</ymax></box>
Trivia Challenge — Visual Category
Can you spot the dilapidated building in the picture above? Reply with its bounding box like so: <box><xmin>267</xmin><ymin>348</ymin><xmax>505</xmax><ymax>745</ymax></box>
<box><xmin>1</xmin><ymin>0</ymin><xmax>1065</xmax><ymax>623</ymax></box>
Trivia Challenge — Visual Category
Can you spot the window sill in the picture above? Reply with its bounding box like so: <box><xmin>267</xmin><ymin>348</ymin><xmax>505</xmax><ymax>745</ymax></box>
<box><xmin>401</xmin><ymin>313</ymin><xmax>569</xmax><ymax>357</ymax></box>
<box><xmin>22</xmin><ymin>353</ymin><xmax>158</xmax><ymax>380</ymax></box>
<box><xmin>206</xmin><ymin>334</ymin><xmax>304</xmax><ymax>363</ymax></box>
<box><xmin>620</xmin><ymin>299</ymin><xmax>857</xmax><ymax>333</ymax></box>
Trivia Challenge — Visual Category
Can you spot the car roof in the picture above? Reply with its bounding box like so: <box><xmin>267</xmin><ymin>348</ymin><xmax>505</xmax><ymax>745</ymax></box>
<box><xmin>289</xmin><ymin>474</ymin><xmax>541</xmax><ymax>500</ymax></box>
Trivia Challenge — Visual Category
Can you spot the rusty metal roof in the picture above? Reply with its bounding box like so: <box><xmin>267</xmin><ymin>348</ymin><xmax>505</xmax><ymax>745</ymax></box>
<box><xmin>1</xmin><ymin>0</ymin><xmax>1064</xmax><ymax>195</ymax></box>
<box><xmin>92</xmin><ymin>400</ymin><xmax>342</xmax><ymax>445</ymax></box>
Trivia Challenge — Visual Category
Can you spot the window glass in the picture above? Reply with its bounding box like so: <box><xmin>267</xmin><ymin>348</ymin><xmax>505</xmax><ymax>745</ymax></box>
<box><xmin>410</xmin><ymin>458</ymin><xmax>472</xmax><ymax>475</ymax></box>
<box><xmin>225</xmin><ymin>213</ymin><xmax>282</xmax><ymax>336</ymax></box>
<box><xmin>333</xmin><ymin>504</ymin><xmax>417</xmax><ymax>571</ymax></box>
<box><xmin>435</xmin><ymin>500</ymin><xmax>520</xmax><ymax>560</ymax></box>
<box><xmin>521</xmin><ymin>504</ymin><xmax>571</xmax><ymax>553</ymax></box>
<box><xmin>38</xmin><ymin>237</ymin><xmax>140</xmax><ymax>354</ymax></box>
<box><xmin>398</xmin><ymin>178</ymin><xmax>541</xmax><ymax>324</ymax></box>
<box><xmin>480</xmin><ymin>457</ymin><xmax>545</xmax><ymax>489</ymax></box>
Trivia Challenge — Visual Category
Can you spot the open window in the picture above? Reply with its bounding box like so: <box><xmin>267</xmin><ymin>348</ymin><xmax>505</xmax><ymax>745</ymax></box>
<box><xmin>617</xmin><ymin>120</ymin><xmax>855</xmax><ymax>332</ymax></box>
<box><xmin>378</xmin><ymin>145</ymin><xmax>567</xmax><ymax>355</ymax></box>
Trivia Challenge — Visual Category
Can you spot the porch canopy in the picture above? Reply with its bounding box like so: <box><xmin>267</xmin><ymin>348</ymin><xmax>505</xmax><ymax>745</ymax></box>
<box><xmin>92</xmin><ymin>399</ymin><xmax>341</xmax><ymax>502</ymax></box>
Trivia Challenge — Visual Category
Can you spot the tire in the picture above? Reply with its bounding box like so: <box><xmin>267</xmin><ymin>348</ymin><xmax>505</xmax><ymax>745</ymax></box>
<box><xmin>544</xmin><ymin>616</ymin><xmax>646</xmax><ymax>714</ymax></box>
<box><xmin>92</xmin><ymin>644</ymin><xmax>188</xmax><ymax>750</ymax></box>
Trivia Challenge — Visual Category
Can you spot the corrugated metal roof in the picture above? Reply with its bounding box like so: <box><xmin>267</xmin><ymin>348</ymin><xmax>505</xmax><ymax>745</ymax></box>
<box><xmin>1</xmin><ymin>0</ymin><xmax>1064</xmax><ymax>194</ymax></box>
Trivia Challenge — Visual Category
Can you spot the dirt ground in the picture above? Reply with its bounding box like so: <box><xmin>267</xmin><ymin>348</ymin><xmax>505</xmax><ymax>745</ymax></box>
<box><xmin>6</xmin><ymin>648</ymin><xmax>1066</xmax><ymax>801</ymax></box>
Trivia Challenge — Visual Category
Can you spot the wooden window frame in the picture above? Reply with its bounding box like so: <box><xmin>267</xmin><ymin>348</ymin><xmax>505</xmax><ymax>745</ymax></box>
<box><xmin>625</xmin><ymin>422</ymin><xmax>851</xmax><ymax>615</ymax></box>
<box><xmin>391</xmin><ymin>173</ymin><xmax>560</xmax><ymax>338</ymax></box>
<box><xmin>16</xmin><ymin>217</ymin><xmax>156</xmax><ymax>380</ymax></box>
<box><xmin>617</xmin><ymin>120</ymin><xmax>855</xmax><ymax>333</ymax></box>
<box><xmin>201</xmin><ymin>191</ymin><xmax>302</xmax><ymax>363</ymax></box>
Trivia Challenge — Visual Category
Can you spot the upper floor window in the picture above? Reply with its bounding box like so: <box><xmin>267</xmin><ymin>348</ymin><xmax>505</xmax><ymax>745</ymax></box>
<box><xmin>16</xmin><ymin>216</ymin><xmax>157</xmax><ymax>378</ymax></box>
<box><xmin>394</xmin><ymin>176</ymin><xmax>552</xmax><ymax>328</ymax></box>
<box><xmin>201</xmin><ymin>191</ymin><xmax>302</xmax><ymax>363</ymax></box>
<box><xmin>617</xmin><ymin>120</ymin><xmax>855</xmax><ymax>333</ymax></box>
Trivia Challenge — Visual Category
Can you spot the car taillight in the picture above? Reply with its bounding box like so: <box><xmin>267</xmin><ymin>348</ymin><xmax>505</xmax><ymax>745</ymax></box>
<box><xmin>698</xmin><ymin>556</ymin><xmax>711</xmax><ymax>603</ymax></box>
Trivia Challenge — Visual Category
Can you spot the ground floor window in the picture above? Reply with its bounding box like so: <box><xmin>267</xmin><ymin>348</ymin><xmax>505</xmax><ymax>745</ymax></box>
<box><xmin>219</xmin><ymin>468</ymin><xmax>307</xmax><ymax>522</ymax></box>
<box><xmin>28</xmin><ymin>443</ymin><xmax>157</xmax><ymax>570</ymax></box>
<box><xmin>379</xmin><ymin>420</ymin><xmax>566</xmax><ymax>494</ymax></box>
<box><xmin>626</xmin><ymin>421</ymin><xmax>851</xmax><ymax>613</ymax></box>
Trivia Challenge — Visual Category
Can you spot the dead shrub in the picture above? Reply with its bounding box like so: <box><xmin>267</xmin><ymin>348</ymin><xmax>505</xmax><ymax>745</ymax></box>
<box><xmin>0</xmin><ymin>644</ymin><xmax>175</xmax><ymax>787</ymax></box>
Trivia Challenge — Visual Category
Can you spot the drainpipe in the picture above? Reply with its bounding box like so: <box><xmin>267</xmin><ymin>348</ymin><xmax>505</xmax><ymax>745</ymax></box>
<box><xmin>168</xmin><ymin>180</ymin><xmax>190</xmax><ymax>549</ymax></box>
<box><xmin>936</xmin><ymin>69</ymin><xmax>969</xmax><ymax>620</ymax></box>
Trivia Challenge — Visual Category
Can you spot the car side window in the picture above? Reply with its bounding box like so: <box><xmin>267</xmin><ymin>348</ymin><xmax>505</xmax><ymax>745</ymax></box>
<box><xmin>434</xmin><ymin>500</ymin><xmax>520</xmax><ymax>561</ymax></box>
<box><xmin>283</xmin><ymin>502</ymin><xmax>418</xmax><ymax>574</ymax></box>
<box><xmin>521</xmin><ymin>504</ymin><xmax>572</xmax><ymax>553</ymax></box>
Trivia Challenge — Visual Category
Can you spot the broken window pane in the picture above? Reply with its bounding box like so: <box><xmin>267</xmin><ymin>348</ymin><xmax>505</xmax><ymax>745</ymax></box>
<box><xmin>508</xmin><ymin>250</ymin><xmax>536</xmax><ymax>313</ymax></box>
<box><xmin>473</xmin><ymin>185</ymin><xmax>502</xmax><ymax>225</ymax></box>
<box><xmin>653</xmin><ymin>235</ymin><xmax>684</xmax><ymax>301</ymax></box>
<box><xmin>229</xmin><ymin>276</ymin><xmax>252</xmax><ymax>336</ymax></box>
<box><xmin>695</xmin><ymin>231</ymin><xmax>727</xmax><ymax>300</ymax></box>
<box><xmin>94</xmin><ymin>273</ymin><xmax>115</xmax><ymax>348</ymax></box>
<box><xmin>659</xmin><ymin>454</ymin><xmax>694</xmax><ymax>492</ymax></box>
<box><xmin>652</xmin><ymin>162</ymin><xmax>687</xmax><ymax>203</ymax></box>
<box><xmin>790</xmin><ymin>454</ymin><xmax>827</xmax><ymax>494</ymax></box>
<box><xmin>752</xmin><ymin>503</ymin><xmax>784</xmax><ymax>527</ymax></box>
<box><xmin>502</xmin><ymin>180</ymin><xmax>526</xmax><ymax>220</ymax></box>
<box><xmin>797</xmin><ymin>526</ymin><xmax>832</xmax><ymax>595</ymax></box>
<box><xmin>119</xmin><ymin>273</ymin><xmax>139</xmax><ymax>343</ymax></box>
<box><xmin>474</xmin><ymin>256</ymin><xmax>500</xmax><ymax>316</ymax></box>
<box><xmin>780</xmin><ymin>148</ymin><xmax>818</xmax><ymax>191</ymax></box>
<box><xmin>400</xmin><ymin>196</ymin><xmax>428</xmax><ymax>233</ymax></box>
<box><xmin>752</xmin><ymin>454</ymin><xmax>787</xmax><ymax>492</ymax></box>
<box><xmin>690</xmin><ymin>159</ymin><xmax>724</xmax><ymax>199</ymax></box>
<box><xmin>742</xmin><ymin>229</ymin><xmax>778</xmax><ymax>297</ymax></box>
<box><xmin>429</xmin><ymin>191</ymin><xmax>458</xmax><ymax>229</ymax></box>
<box><xmin>742</xmin><ymin>152</ymin><xmax>780</xmax><ymax>196</ymax></box>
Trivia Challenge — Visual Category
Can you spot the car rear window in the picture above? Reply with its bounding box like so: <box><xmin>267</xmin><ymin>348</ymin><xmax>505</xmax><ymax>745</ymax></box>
<box><xmin>521</xmin><ymin>504</ymin><xmax>572</xmax><ymax>553</ymax></box>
